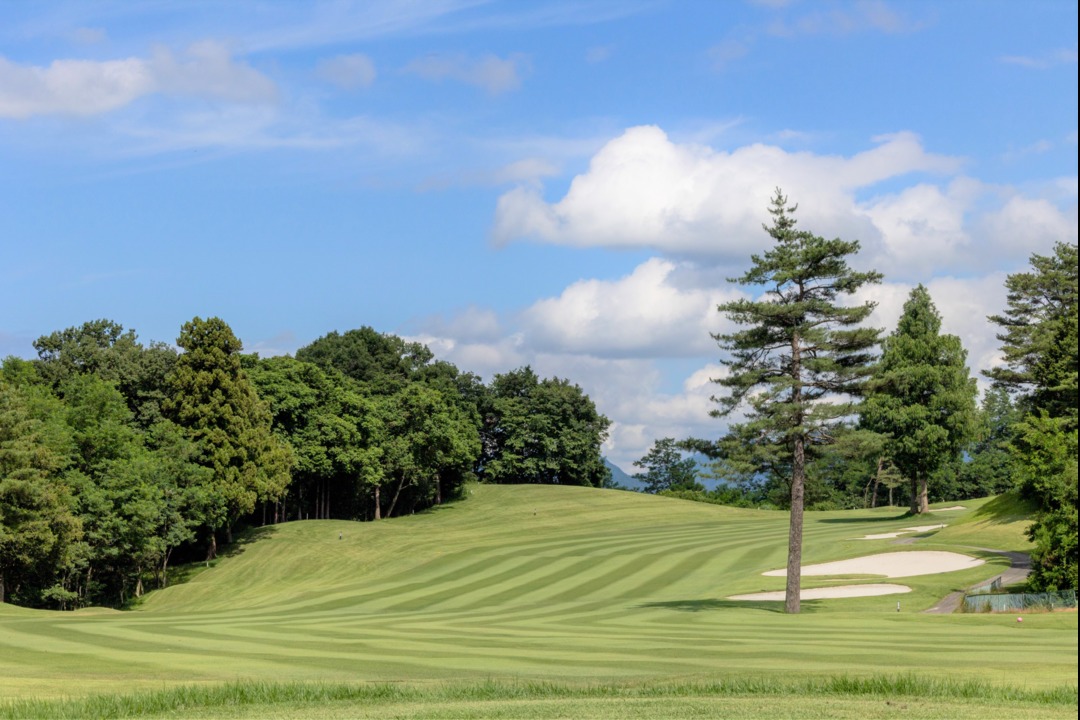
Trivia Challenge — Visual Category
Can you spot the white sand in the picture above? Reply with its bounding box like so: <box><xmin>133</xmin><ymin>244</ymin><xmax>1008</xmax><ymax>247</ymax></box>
<box><xmin>859</xmin><ymin>524</ymin><xmax>946</xmax><ymax>540</ymax></box>
<box><xmin>933</xmin><ymin>505</ymin><xmax>967</xmax><ymax>511</ymax></box>
<box><xmin>729</xmin><ymin>583</ymin><xmax>911</xmax><ymax>601</ymax></box>
<box><xmin>762</xmin><ymin>551</ymin><xmax>984</xmax><ymax>579</ymax></box>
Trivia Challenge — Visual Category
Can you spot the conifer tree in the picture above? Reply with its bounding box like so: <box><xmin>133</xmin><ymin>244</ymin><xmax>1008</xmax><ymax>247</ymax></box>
<box><xmin>164</xmin><ymin>317</ymin><xmax>292</xmax><ymax>556</ymax></box>
<box><xmin>714</xmin><ymin>189</ymin><xmax>881</xmax><ymax>613</ymax></box>
<box><xmin>860</xmin><ymin>286</ymin><xmax>977</xmax><ymax>514</ymax></box>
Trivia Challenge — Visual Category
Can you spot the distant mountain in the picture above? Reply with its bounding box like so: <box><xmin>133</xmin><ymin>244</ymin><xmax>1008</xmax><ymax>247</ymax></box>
<box><xmin>603</xmin><ymin>458</ymin><xmax>645</xmax><ymax>491</ymax></box>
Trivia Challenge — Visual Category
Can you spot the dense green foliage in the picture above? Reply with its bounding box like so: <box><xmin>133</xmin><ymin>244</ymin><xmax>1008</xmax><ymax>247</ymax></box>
<box><xmin>632</xmin><ymin>438</ymin><xmax>701</xmax><ymax>493</ymax></box>
<box><xmin>987</xmin><ymin>242</ymin><xmax>1078</xmax><ymax>591</ymax></box>
<box><xmin>860</xmin><ymin>286</ymin><xmax>978</xmax><ymax>514</ymax></box>
<box><xmin>713</xmin><ymin>189</ymin><xmax>882</xmax><ymax>612</ymax></box>
<box><xmin>479</xmin><ymin>367</ymin><xmax>611</xmax><ymax>487</ymax></box>
<box><xmin>165</xmin><ymin>317</ymin><xmax>293</xmax><ymax>555</ymax></box>
<box><xmin>1</xmin><ymin>321</ymin><xmax>610</xmax><ymax>609</ymax></box>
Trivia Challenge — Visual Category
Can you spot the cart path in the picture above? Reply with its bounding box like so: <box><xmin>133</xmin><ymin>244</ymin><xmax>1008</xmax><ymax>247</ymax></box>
<box><xmin>923</xmin><ymin>550</ymin><xmax>1031</xmax><ymax>614</ymax></box>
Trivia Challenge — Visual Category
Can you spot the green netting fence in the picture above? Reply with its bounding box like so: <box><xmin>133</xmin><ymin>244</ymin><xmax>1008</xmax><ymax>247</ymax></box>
<box><xmin>963</xmin><ymin>590</ymin><xmax>1077</xmax><ymax>613</ymax></box>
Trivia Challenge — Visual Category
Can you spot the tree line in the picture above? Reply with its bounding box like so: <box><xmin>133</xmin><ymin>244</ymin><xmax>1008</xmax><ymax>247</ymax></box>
<box><xmin>1</xmin><ymin>320</ymin><xmax>610</xmax><ymax>608</ymax></box>
<box><xmin>630</xmin><ymin>190</ymin><xmax>1076</xmax><ymax>609</ymax></box>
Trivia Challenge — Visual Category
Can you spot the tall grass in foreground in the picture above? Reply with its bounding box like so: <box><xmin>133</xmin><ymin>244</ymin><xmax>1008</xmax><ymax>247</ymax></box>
<box><xmin>3</xmin><ymin>676</ymin><xmax>1075</xmax><ymax>720</ymax></box>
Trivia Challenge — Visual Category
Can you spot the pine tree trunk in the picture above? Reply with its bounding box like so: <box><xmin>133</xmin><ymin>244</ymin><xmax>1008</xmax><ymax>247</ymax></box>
<box><xmin>909</xmin><ymin>477</ymin><xmax>920</xmax><ymax>514</ymax></box>
<box><xmin>374</xmin><ymin>485</ymin><xmax>381</xmax><ymax>520</ymax></box>
<box><xmin>206</xmin><ymin>532</ymin><xmax>217</xmax><ymax>561</ymax></box>
<box><xmin>785</xmin><ymin>331</ymin><xmax>804</xmax><ymax>615</ymax></box>
<box><xmin>786</xmin><ymin>434</ymin><xmax>805</xmax><ymax>614</ymax></box>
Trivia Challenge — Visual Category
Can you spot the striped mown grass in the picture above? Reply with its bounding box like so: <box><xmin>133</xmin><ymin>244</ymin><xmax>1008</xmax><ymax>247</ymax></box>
<box><xmin>0</xmin><ymin>485</ymin><xmax>1075</xmax><ymax>710</ymax></box>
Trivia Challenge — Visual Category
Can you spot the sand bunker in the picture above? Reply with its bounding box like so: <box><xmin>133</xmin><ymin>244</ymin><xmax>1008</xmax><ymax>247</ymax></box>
<box><xmin>729</xmin><ymin>584</ymin><xmax>911</xmax><ymax>601</ymax></box>
<box><xmin>933</xmin><ymin>505</ymin><xmax>966</xmax><ymax>511</ymax></box>
<box><xmin>763</xmin><ymin>551</ymin><xmax>984</xmax><ymax>579</ymax></box>
<box><xmin>859</xmin><ymin>524</ymin><xmax>946</xmax><ymax>540</ymax></box>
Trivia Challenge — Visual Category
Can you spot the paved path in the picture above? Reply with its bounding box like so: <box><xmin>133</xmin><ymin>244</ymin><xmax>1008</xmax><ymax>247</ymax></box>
<box><xmin>923</xmin><ymin>550</ymin><xmax>1031</xmax><ymax>614</ymax></box>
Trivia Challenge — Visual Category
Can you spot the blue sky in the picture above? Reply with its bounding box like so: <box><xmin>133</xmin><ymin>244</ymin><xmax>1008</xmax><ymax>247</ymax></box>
<box><xmin>2</xmin><ymin>0</ymin><xmax>1077</xmax><ymax>471</ymax></box>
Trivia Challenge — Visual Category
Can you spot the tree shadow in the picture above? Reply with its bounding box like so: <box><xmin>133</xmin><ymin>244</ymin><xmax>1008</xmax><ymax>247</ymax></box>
<box><xmin>818</xmin><ymin>512</ymin><xmax>912</xmax><ymax>524</ymax></box>
<box><xmin>637</xmin><ymin>598</ymin><xmax>824</xmax><ymax>614</ymax></box>
<box><xmin>220</xmin><ymin>525</ymin><xmax>278</xmax><ymax>559</ymax></box>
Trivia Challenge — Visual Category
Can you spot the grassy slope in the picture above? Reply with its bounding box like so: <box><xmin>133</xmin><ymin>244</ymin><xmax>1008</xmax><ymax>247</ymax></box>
<box><xmin>0</xmin><ymin>485</ymin><xmax>1074</xmax><ymax>712</ymax></box>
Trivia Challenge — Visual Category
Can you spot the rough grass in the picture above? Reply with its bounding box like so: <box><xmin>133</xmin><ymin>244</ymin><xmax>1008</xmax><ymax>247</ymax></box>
<box><xmin>3</xmin><ymin>677</ymin><xmax>1076</xmax><ymax>720</ymax></box>
<box><xmin>0</xmin><ymin>485</ymin><xmax>1075</xmax><ymax>713</ymax></box>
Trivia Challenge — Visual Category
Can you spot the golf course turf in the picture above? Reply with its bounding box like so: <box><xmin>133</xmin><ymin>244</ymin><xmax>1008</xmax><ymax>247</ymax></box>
<box><xmin>1</xmin><ymin>485</ymin><xmax>1075</xmax><ymax>718</ymax></box>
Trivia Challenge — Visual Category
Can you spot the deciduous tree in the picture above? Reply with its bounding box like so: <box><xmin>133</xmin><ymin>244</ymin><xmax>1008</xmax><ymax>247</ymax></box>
<box><xmin>482</xmin><ymin>367</ymin><xmax>611</xmax><ymax>487</ymax></box>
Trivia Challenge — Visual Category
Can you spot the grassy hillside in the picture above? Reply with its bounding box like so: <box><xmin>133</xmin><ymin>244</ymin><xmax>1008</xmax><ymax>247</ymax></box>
<box><xmin>0</xmin><ymin>484</ymin><xmax>1074</xmax><ymax>714</ymax></box>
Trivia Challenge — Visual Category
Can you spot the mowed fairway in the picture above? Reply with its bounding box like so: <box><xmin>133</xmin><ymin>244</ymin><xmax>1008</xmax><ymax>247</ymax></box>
<box><xmin>1</xmin><ymin>485</ymin><xmax>1076</xmax><ymax>717</ymax></box>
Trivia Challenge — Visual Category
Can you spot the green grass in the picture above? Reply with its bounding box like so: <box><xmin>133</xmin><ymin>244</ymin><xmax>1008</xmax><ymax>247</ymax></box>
<box><xmin>3</xmin><ymin>677</ymin><xmax>1076</xmax><ymax>720</ymax></box>
<box><xmin>0</xmin><ymin>484</ymin><xmax>1075</xmax><ymax>717</ymax></box>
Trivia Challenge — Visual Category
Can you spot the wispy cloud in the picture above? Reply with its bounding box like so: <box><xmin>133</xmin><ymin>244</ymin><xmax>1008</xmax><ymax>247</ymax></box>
<box><xmin>316</xmin><ymin>53</ymin><xmax>377</xmax><ymax>90</ymax></box>
<box><xmin>1000</xmin><ymin>47</ymin><xmax>1078</xmax><ymax>69</ymax></box>
<box><xmin>767</xmin><ymin>0</ymin><xmax>926</xmax><ymax>37</ymax></box>
<box><xmin>403</xmin><ymin>52</ymin><xmax>528</xmax><ymax>94</ymax></box>
<box><xmin>0</xmin><ymin>41</ymin><xmax>275</xmax><ymax>119</ymax></box>
<box><xmin>586</xmin><ymin>44</ymin><xmax>614</xmax><ymax>63</ymax></box>
<box><xmin>708</xmin><ymin>38</ymin><xmax>750</xmax><ymax>71</ymax></box>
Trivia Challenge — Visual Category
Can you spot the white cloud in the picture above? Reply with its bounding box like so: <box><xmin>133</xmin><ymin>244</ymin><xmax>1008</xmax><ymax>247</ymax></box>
<box><xmin>492</xmin><ymin>125</ymin><xmax>960</xmax><ymax>261</ymax></box>
<box><xmin>403</xmin><ymin>53</ymin><xmax>527</xmax><ymax>94</ymax></box>
<box><xmin>973</xmin><ymin>193</ymin><xmax>1079</xmax><ymax>269</ymax></box>
<box><xmin>0</xmin><ymin>42</ymin><xmax>276</xmax><ymax>119</ymax></box>
<box><xmin>861</xmin><ymin>178</ymin><xmax>980</xmax><ymax>274</ymax></box>
<box><xmin>316</xmin><ymin>53</ymin><xmax>377</xmax><ymax>89</ymax></box>
<box><xmin>856</xmin><ymin>274</ymin><xmax>1010</xmax><ymax>392</ymax></box>
<box><xmin>149</xmin><ymin>41</ymin><xmax>277</xmax><ymax>104</ymax></box>
<box><xmin>520</xmin><ymin>258</ymin><xmax>742</xmax><ymax>358</ymax></box>
<box><xmin>0</xmin><ymin>55</ymin><xmax>153</xmax><ymax>118</ymax></box>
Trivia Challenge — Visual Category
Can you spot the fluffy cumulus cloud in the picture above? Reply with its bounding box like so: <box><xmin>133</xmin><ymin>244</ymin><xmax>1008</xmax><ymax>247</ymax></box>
<box><xmin>521</xmin><ymin>258</ymin><xmax>742</xmax><ymax>358</ymax></box>
<box><xmin>403</xmin><ymin>53</ymin><xmax>527</xmax><ymax>94</ymax></box>
<box><xmin>429</xmin><ymin>122</ymin><xmax>1074</xmax><ymax>470</ymax></box>
<box><xmin>855</xmin><ymin>273</ymin><xmax>1010</xmax><ymax>394</ymax></box>
<box><xmin>492</xmin><ymin>125</ymin><xmax>961</xmax><ymax>262</ymax></box>
<box><xmin>0</xmin><ymin>42</ymin><xmax>276</xmax><ymax>119</ymax></box>
<box><xmin>515</xmin><ymin>352</ymin><xmax>729</xmax><ymax>472</ymax></box>
<box><xmin>492</xmin><ymin>125</ymin><xmax>1079</xmax><ymax>283</ymax></box>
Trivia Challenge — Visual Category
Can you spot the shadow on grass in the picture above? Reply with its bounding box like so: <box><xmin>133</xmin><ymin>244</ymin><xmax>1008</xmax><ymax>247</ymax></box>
<box><xmin>157</xmin><ymin>526</ymin><xmax>278</xmax><ymax>591</ymax></box>
<box><xmin>818</xmin><ymin>512</ymin><xmax>912</xmax><ymax>524</ymax></box>
<box><xmin>219</xmin><ymin>525</ymin><xmax>277</xmax><ymax>559</ymax></box>
<box><xmin>971</xmin><ymin>493</ymin><xmax>1037</xmax><ymax>525</ymax></box>
<box><xmin>637</xmin><ymin>598</ymin><xmax>825</xmax><ymax>614</ymax></box>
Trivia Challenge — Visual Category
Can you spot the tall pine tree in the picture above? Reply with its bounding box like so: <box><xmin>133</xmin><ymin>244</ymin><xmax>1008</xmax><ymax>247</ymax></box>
<box><xmin>714</xmin><ymin>189</ymin><xmax>881</xmax><ymax>613</ymax></box>
<box><xmin>164</xmin><ymin>317</ymin><xmax>292</xmax><ymax>557</ymax></box>
<box><xmin>987</xmin><ymin>242</ymin><xmax>1078</xmax><ymax>590</ymax></box>
<box><xmin>860</xmin><ymin>285</ymin><xmax>977</xmax><ymax>514</ymax></box>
